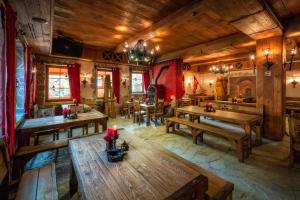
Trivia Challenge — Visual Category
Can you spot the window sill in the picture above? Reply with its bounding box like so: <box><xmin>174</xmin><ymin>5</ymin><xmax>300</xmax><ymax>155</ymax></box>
<box><xmin>15</xmin><ymin>113</ymin><xmax>25</xmax><ymax>127</ymax></box>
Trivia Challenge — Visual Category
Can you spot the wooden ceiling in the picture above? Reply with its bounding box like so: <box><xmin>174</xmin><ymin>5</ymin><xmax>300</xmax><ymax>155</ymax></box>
<box><xmin>10</xmin><ymin>0</ymin><xmax>300</xmax><ymax>64</ymax></box>
<box><xmin>53</xmin><ymin>0</ymin><xmax>194</xmax><ymax>48</ymax></box>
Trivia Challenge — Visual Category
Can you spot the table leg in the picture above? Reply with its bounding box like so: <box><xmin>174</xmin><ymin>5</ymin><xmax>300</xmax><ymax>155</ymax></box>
<box><xmin>94</xmin><ymin>122</ymin><xmax>99</xmax><ymax>133</ymax></box>
<box><xmin>69</xmin><ymin>160</ymin><xmax>78</xmax><ymax>196</ymax></box>
<box><xmin>244</xmin><ymin>124</ymin><xmax>252</xmax><ymax>154</ymax></box>
<box><xmin>146</xmin><ymin>107</ymin><xmax>150</xmax><ymax>126</ymax></box>
<box><xmin>128</xmin><ymin>106</ymin><xmax>131</xmax><ymax>119</ymax></box>
<box><xmin>102</xmin><ymin>119</ymin><xmax>107</xmax><ymax>131</ymax></box>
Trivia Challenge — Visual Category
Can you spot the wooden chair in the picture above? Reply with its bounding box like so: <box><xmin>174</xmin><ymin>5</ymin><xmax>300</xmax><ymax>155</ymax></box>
<box><xmin>152</xmin><ymin>101</ymin><xmax>165</xmax><ymax>126</ymax></box>
<box><xmin>288</xmin><ymin>112</ymin><xmax>300</xmax><ymax>166</ymax></box>
<box><xmin>133</xmin><ymin>101</ymin><xmax>146</xmax><ymax>125</ymax></box>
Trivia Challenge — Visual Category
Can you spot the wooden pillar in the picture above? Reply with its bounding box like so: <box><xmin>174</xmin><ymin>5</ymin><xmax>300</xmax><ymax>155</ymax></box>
<box><xmin>256</xmin><ymin>36</ymin><xmax>285</xmax><ymax>141</ymax></box>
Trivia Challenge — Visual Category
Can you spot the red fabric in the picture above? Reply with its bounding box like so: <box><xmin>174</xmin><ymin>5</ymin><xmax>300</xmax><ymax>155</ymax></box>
<box><xmin>143</xmin><ymin>71</ymin><xmax>150</xmax><ymax>93</ymax></box>
<box><xmin>24</xmin><ymin>47</ymin><xmax>32</xmax><ymax>118</ymax></box>
<box><xmin>67</xmin><ymin>64</ymin><xmax>81</xmax><ymax>103</ymax></box>
<box><xmin>4</xmin><ymin>1</ymin><xmax>17</xmax><ymax>155</ymax></box>
<box><xmin>193</xmin><ymin>76</ymin><xmax>199</xmax><ymax>94</ymax></box>
<box><xmin>112</xmin><ymin>68</ymin><xmax>120</xmax><ymax>103</ymax></box>
<box><xmin>151</xmin><ymin>59</ymin><xmax>184</xmax><ymax>102</ymax></box>
<box><xmin>32</xmin><ymin>62</ymin><xmax>37</xmax><ymax>104</ymax></box>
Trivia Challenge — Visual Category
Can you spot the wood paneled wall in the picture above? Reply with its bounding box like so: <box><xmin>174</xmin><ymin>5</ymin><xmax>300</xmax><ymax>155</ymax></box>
<box><xmin>256</xmin><ymin>36</ymin><xmax>285</xmax><ymax>140</ymax></box>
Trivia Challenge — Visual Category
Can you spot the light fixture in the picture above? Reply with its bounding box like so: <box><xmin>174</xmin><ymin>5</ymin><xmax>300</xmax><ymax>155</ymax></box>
<box><xmin>209</xmin><ymin>64</ymin><xmax>230</xmax><ymax>76</ymax></box>
<box><xmin>250</xmin><ymin>54</ymin><xmax>256</xmax><ymax>73</ymax></box>
<box><xmin>291</xmin><ymin>79</ymin><xmax>298</xmax><ymax>88</ymax></box>
<box><xmin>123</xmin><ymin>39</ymin><xmax>159</xmax><ymax>66</ymax></box>
<box><xmin>284</xmin><ymin>48</ymin><xmax>297</xmax><ymax>71</ymax></box>
<box><xmin>263</xmin><ymin>48</ymin><xmax>274</xmax><ymax>71</ymax></box>
<box><xmin>81</xmin><ymin>73</ymin><xmax>88</xmax><ymax>87</ymax></box>
<box><xmin>208</xmin><ymin>80</ymin><xmax>213</xmax><ymax>88</ymax></box>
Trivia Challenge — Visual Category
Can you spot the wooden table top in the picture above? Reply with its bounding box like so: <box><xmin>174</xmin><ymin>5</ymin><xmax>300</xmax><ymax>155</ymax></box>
<box><xmin>176</xmin><ymin>106</ymin><xmax>260</xmax><ymax>124</ymax></box>
<box><xmin>16</xmin><ymin>111</ymin><xmax>108</xmax><ymax>134</ymax></box>
<box><xmin>69</xmin><ymin>131</ymin><xmax>208</xmax><ymax>200</ymax></box>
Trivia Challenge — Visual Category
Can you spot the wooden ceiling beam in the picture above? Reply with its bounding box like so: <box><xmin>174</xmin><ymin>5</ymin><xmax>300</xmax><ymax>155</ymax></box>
<box><xmin>156</xmin><ymin>33</ymin><xmax>255</xmax><ymax>63</ymax></box>
<box><xmin>115</xmin><ymin>0</ymin><xmax>207</xmax><ymax>52</ymax></box>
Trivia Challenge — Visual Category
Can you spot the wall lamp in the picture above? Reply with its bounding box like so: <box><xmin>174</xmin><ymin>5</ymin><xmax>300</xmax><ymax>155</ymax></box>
<box><xmin>291</xmin><ymin>79</ymin><xmax>298</xmax><ymax>88</ymax></box>
<box><xmin>250</xmin><ymin>54</ymin><xmax>256</xmax><ymax>73</ymax></box>
<box><xmin>81</xmin><ymin>74</ymin><xmax>88</xmax><ymax>87</ymax></box>
<box><xmin>284</xmin><ymin>48</ymin><xmax>297</xmax><ymax>71</ymax></box>
<box><xmin>263</xmin><ymin>48</ymin><xmax>274</xmax><ymax>71</ymax></box>
<box><xmin>208</xmin><ymin>80</ymin><xmax>213</xmax><ymax>88</ymax></box>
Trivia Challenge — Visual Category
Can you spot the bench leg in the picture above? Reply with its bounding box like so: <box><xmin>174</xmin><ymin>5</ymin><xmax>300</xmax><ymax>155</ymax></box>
<box><xmin>237</xmin><ymin>141</ymin><xmax>244</xmax><ymax>162</ymax></box>
<box><xmin>69</xmin><ymin>160</ymin><xmax>78</xmax><ymax>196</ymax></box>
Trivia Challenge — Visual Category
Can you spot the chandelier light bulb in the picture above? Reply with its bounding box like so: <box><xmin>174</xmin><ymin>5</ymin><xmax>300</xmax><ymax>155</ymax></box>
<box><xmin>150</xmin><ymin>49</ymin><xmax>154</xmax><ymax>55</ymax></box>
<box><xmin>143</xmin><ymin>41</ymin><xmax>147</xmax><ymax>47</ymax></box>
<box><xmin>155</xmin><ymin>45</ymin><xmax>160</xmax><ymax>51</ymax></box>
<box><xmin>125</xmin><ymin>42</ymin><xmax>129</xmax><ymax>48</ymax></box>
<box><xmin>123</xmin><ymin>48</ymin><xmax>127</xmax><ymax>52</ymax></box>
<box><xmin>250</xmin><ymin>54</ymin><xmax>255</xmax><ymax>60</ymax></box>
<box><xmin>291</xmin><ymin>48</ymin><xmax>297</xmax><ymax>55</ymax></box>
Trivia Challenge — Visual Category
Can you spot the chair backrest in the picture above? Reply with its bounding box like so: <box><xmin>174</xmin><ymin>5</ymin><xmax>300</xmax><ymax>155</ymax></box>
<box><xmin>0</xmin><ymin>137</ymin><xmax>9</xmax><ymax>185</ymax></box>
<box><xmin>155</xmin><ymin>101</ymin><xmax>164</xmax><ymax>113</ymax></box>
<box><xmin>288</xmin><ymin>114</ymin><xmax>300</xmax><ymax>143</ymax></box>
<box><xmin>133</xmin><ymin>101</ymin><xmax>141</xmax><ymax>111</ymax></box>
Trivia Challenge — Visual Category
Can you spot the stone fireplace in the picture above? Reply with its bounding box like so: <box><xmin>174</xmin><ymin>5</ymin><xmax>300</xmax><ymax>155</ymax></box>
<box><xmin>229</xmin><ymin>76</ymin><xmax>256</xmax><ymax>99</ymax></box>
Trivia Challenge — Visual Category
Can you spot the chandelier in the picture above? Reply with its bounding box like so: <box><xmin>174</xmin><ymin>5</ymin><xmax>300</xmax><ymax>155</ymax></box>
<box><xmin>123</xmin><ymin>39</ymin><xmax>160</xmax><ymax>66</ymax></box>
<box><xmin>209</xmin><ymin>64</ymin><xmax>233</xmax><ymax>76</ymax></box>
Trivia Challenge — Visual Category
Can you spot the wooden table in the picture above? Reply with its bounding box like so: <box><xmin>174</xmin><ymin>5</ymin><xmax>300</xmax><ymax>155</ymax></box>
<box><xmin>125</xmin><ymin>101</ymin><xmax>134</xmax><ymax>118</ymax></box>
<box><xmin>69</xmin><ymin>131</ymin><xmax>208</xmax><ymax>200</ymax></box>
<box><xmin>176</xmin><ymin>106</ymin><xmax>261</xmax><ymax>143</ymax></box>
<box><xmin>16</xmin><ymin>111</ymin><xmax>108</xmax><ymax>147</ymax></box>
<box><xmin>140</xmin><ymin>103</ymin><xmax>155</xmax><ymax>126</ymax></box>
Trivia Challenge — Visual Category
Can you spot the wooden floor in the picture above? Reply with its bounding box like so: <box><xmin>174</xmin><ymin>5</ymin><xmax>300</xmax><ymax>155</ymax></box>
<box><xmin>19</xmin><ymin>116</ymin><xmax>300</xmax><ymax>200</ymax></box>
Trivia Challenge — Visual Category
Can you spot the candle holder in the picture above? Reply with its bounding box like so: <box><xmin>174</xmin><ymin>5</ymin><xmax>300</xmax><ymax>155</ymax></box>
<box><xmin>104</xmin><ymin>128</ymin><xmax>126</xmax><ymax>162</ymax></box>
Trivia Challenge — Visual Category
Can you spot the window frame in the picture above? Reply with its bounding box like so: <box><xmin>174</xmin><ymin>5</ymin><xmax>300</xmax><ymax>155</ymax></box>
<box><xmin>96</xmin><ymin>69</ymin><xmax>113</xmax><ymax>99</ymax></box>
<box><xmin>131</xmin><ymin>71</ymin><xmax>145</xmax><ymax>94</ymax></box>
<box><xmin>46</xmin><ymin>65</ymin><xmax>72</xmax><ymax>102</ymax></box>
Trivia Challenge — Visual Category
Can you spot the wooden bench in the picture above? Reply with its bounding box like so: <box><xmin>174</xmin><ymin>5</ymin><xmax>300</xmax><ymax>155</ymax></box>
<box><xmin>15</xmin><ymin>163</ymin><xmax>58</xmax><ymax>200</ymax></box>
<box><xmin>166</xmin><ymin>117</ymin><xmax>250</xmax><ymax>162</ymax></box>
<box><xmin>0</xmin><ymin>137</ymin><xmax>58</xmax><ymax>200</ymax></box>
<box><xmin>199</xmin><ymin>101</ymin><xmax>263</xmax><ymax>144</ymax></box>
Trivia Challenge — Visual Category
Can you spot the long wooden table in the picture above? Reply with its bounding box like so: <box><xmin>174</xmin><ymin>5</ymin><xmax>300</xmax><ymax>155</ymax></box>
<box><xmin>176</xmin><ymin>106</ymin><xmax>261</xmax><ymax>143</ymax></box>
<box><xmin>16</xmin><ymin>111</ymin><xmax>108</xmax><ymax>147</ymax></box>
<box><xmin>69</xmin><ymin>131</ymin><xmax>209</xmax><ymax>200</ymax></box>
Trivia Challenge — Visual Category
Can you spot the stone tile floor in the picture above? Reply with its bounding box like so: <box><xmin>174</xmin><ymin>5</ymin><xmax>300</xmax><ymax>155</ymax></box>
<box><xmin>24</xmin><ymin>116</ymin><xmax>300</xmax><ymax>200</ymax></box>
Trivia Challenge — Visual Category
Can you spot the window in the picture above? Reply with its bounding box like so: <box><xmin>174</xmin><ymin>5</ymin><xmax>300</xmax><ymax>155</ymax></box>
<box><xmin>16</xmin><ymin>41</ymin><xmax>25</xmax><ymax>122</ymax></box>
<box><xmin>131</xmin><ymin>72</ymin><xmax>144</xmax><ymax>93</ymax></box>
<box><xmin>97</xmin><ymin>70</ymin><xmax>112</xmax><ymax>98</ymax></box>
<box><xmin>47</xmin><ymin>66</ymin><xmax>71</xmax><ymax>101</ymax></box>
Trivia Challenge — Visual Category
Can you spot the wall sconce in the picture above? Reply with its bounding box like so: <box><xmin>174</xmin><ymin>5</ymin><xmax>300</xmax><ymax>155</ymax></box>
<box><xmin>284</xmin><ymin>48</ymin><xmax>297</xmax><ymax>71</ymax></box>
<box><xmin>250</xmin><ymin>54</ymin><xmax>256</xmax><ymax>72</ymax></box>
<box><xmin>208</xmin><ymin>80</ymin><xmax>213</xmax><ymax>88</ymax></box>
<box><xmin>291</xmin><ymin>79</ymin><xmax>298</xmax><ymax>88</ymax></box>
<box><xmin>81</xmin><ymin>73</ymin><xmax>88</xmax><ymax>87</ymax></box>
<box><xmin>31</xmin><ymin>67</ymin><xmax>37</xmax><ymax>74</ymax></box>
<box><xmin>121</xmin><ymin>79</ymin><xmax>127</xmax><ymax>88</ymax></box>
<box><xmin>263</xmin><ymin>48</ymin><xmax>274</xmax><ymax>71</ymax></box>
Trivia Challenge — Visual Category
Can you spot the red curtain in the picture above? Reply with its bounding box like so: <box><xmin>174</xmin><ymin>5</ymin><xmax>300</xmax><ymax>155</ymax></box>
<box><xmin>143</xmin><ymin>71</ymin><xmax>150</xmax><ymax>93</ymax></box>
<box><xmin>3</xmin><ymin>1</ymin><xmax>17</xmax><ymax>155</ymax></box>
<box><xmin>67</xmin><ymin>64</ymin><xmax>81</xmax><ymax>103</ymax></box>
<box><xmin>24</xmin><ymin>47</ymin><xmax>32</xmax><ymax>118</ymax></box>
<box><xmin>32</xmin><ymin>62</ymin><xmax>37</xmax><ymax>104</ymax></box>
<box><xmin>193</xmin><ymin>76</ymin><xmax>199</xmax><ymax>94</ymax></box>
<box><xmin>112</xmin><ymin>68</ymin><xmax>120</xmax><ymax>103</ymax></box>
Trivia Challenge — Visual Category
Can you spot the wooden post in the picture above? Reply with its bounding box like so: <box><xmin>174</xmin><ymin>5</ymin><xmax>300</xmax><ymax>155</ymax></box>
<box><xmin>256</xmin><ymin>36</ymin><xmax>285</xmax><ymax>141</ymax></box>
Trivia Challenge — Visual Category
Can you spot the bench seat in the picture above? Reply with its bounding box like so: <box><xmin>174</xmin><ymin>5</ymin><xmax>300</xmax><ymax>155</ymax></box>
<box><xmin>166</xmin><ymin>117</ymin><xmax>250</xmax><ymax>162</ymax></box>
<box><xmin>15</xmin><ymin>163</ymin><xmax>58</xmax><ymax>200</ymax></box>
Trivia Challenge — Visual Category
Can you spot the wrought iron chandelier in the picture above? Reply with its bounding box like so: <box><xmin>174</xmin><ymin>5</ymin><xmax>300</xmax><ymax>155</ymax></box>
<box><xmin>209</xmin><ymin>64</ymin><xmax>233</xmax><ymax>76</ymax></box>
<box><xmin>123</xmin><ymin>39</ymin><xmax>160</xmax><ymax>66</ymax></box>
